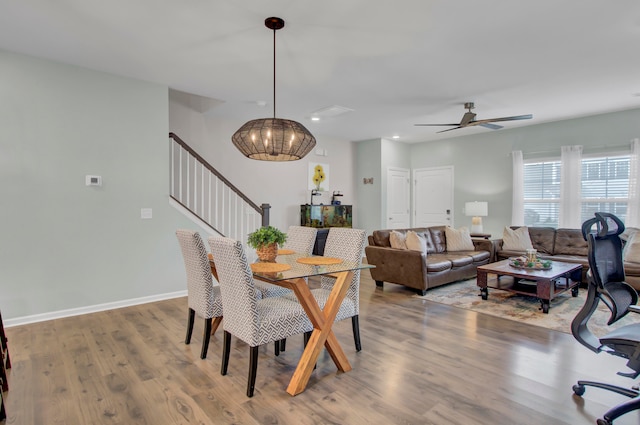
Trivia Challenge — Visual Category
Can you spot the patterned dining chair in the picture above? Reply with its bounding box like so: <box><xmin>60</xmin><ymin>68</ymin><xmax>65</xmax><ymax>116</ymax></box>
<box><xmin>310</xmin><ymin>228</ymin><xmax>367</xmax><ymax>351</ymax></box>
<box><xmin>176</xmin><ymin>229</ymin><xmax>223</xmax><ymax>359</ymax></box>
<box><xmin>208</xmin><ymin>236</ymin><xmax>314</xmax><ymax>397</ymax></box>
<box><xmin>277</xmin><ymin>226</ymin><xmax>317</xmax><ymax>352</ymax></box>
<box><xmin>283</xmin><ymin>225</ymin><xmax>318</xmax><ymax>255</ymax></box>
<box><xmin>209</xmin><ymin>233</ymin><xmax>293</xmax><ymax>356</ymax></box>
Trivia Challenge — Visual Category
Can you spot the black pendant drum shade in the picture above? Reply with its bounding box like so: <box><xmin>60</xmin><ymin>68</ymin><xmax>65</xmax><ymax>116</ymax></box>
<box><xmin>232</xmin><ymin>17</ymin><xmax>316</xmax><ymax>161</ymax></box>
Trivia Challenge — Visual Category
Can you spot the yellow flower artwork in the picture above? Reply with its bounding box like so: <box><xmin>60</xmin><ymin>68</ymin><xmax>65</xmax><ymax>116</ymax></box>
<box><xmin>308</xmin><ymin>162</ymin><xmax>329</xmax><ymax>191</ymax></box>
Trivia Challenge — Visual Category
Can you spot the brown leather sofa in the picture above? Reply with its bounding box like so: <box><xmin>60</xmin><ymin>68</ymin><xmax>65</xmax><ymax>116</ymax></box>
<box><xmin>365</xmin><ymin>226</ymin><xmax>493</xmax><ymax>295</ymax></box>
<box><xmin>495</xmin><ymin>226</ymin><xmax>640</xmax><ymax>291</ymax></box>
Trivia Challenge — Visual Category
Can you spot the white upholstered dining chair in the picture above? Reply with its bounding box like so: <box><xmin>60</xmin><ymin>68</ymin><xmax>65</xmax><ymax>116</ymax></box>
<box><xmin>282</xmin><ymin>225</ymin><xmax>318</xmax><ymax>255</ymax></box>
<box><xmin>175</xmin><ymin>229</ymin><xmax>223</xmax><ymax>359</ymax></box>
<box><xmin>309</xmin><ymin>227</ymin><xmax>367</xmax><ymax>351</ymax></box>
<box><xmin>276</xmin><ymin>225</ymin><xmax>317</xmax><ymax>353</ymax></box>
<box><xmin>208</xmin><ymin>236</ymin><xmax>313</xmax><ymax>397</ymax></box>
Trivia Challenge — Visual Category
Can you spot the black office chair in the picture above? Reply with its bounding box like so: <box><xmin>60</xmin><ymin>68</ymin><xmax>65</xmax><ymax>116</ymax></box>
<box><xmin>571</xmin><ymin>212</ymin><xmax>640</xmax><ymax>425</ymax></box>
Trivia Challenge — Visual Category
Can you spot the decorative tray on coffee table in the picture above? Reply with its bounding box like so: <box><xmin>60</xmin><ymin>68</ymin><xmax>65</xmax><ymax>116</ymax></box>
<box><xmin>508</xmin><ymin>256</ymin><xmax>552</xmax><ymax>270</ymax></box>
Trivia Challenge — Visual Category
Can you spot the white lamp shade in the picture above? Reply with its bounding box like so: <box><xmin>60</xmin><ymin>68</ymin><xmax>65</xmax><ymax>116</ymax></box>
<box><xmin>465</xmin><ymin>201</ymin><xmax>488</xmax><ymax>234</ymax></box>
<box><xmin>465</xmin><ymin>201</ymin><xmax>488</xmax><ymax>217</ymax></box>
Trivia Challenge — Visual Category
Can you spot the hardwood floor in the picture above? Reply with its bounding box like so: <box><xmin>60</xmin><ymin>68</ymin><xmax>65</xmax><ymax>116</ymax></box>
<box><xmin>3</xmin><ymin>271</ymin><xmax>640</xmax><ymax>424</ymax></box>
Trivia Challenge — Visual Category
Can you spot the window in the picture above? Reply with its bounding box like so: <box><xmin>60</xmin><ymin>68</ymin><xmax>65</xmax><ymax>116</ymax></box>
<box><xmin>580</xmin><ymin>155</ymin><xmax>630</xmax><ymax>223</ymax></box>
<box><xmin>522</xmin><ymin>153</ymin><xmax>630</xmax><ymax>228</ymax></box>
<box><xmin>523</xmin><ymin>160</ymin><xmax>561</xmax><ymax>227</ymax></box>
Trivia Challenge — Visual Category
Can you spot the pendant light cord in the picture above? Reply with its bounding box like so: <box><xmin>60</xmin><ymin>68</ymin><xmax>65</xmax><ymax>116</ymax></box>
<box><xmin>231</xmin><ymin>17</ymin><xmax>316</xmax><ymax>161</ymax></box>
<box><xmin>273</xmin><ymin>27</ymin><xmax>276</xmax><ymax>119</ymax></box>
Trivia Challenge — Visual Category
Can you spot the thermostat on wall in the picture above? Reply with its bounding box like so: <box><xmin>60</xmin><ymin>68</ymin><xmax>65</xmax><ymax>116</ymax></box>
<box><xmin>85</xmin><ymin>175</ymin><xmax>102</xmax><ymax>186</ymax></box>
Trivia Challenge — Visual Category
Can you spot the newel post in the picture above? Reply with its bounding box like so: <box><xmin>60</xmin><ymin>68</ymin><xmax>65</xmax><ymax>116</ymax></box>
<box><xmin>261</xmin><ymin>203</ymin><xmax>271</xmax><ymax>227</ymax></box>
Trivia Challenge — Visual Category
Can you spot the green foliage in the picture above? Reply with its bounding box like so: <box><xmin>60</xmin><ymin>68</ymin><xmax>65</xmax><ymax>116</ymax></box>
<box><xmin>247</xmin><ymin>226</ymin><xmax>287</xmax><ymax>249</ymax></box>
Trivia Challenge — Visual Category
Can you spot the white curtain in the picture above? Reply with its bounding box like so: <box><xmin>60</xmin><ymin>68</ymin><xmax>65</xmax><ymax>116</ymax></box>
<box><xmin>559</xmin><ymin>145</ymin><xmax>583</xmax><ymax>228</ymax></box>
<box><xmin>627</xmin><ymin>138</ymin><xmax>640</xmax><ymax>228</ymax></box>
<box><xmin>511</xmin><ymin>151</ymin><xmax>524</xmax><ymax>225</ymax></box>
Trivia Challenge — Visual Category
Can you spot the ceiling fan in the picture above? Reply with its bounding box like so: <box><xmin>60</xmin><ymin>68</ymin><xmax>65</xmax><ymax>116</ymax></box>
<box><xmin>415</xmin><ymin>102</ymin><xmax>533</xmax><ymax>133</ymax></box>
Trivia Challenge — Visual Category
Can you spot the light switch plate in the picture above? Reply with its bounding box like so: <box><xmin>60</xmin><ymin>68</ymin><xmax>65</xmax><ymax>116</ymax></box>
<box><xmin>141</xmin><ymin>208</ymin><xmax>152</xmax><ymax>219</ymax></box>
<box><xmin>85</xmin><ymin>175</ymin><xmax>102</xmax><ymax>186</ymax></box>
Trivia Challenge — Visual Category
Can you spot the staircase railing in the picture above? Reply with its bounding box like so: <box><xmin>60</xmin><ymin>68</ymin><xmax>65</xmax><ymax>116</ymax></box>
<box><xmin>169</xmin><ymin>133</ymin><xmax>269</xmax><ymax>245</ymax></box>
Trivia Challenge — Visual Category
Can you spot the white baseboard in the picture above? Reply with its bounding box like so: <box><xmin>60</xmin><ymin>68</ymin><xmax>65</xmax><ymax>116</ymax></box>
<box><xmin>4</xmin><ymin>290</ymin><xmax>188</xmax><ymax>328</ymax></box>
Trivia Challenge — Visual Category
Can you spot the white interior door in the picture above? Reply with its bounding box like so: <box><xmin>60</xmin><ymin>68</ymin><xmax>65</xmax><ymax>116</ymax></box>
<box><xmin>413</xmin><ymin>166</ymin><xmax>453</xmax><ymax>228</ymax></box>
<box><xmin>386</xmin><ymin>167</ymin><xmax>410</xmax><ymax>228</ymax></box>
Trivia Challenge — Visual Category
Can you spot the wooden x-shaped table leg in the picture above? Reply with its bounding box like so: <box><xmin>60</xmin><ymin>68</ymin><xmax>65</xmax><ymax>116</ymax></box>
<box><xmin>210</xmin><ymin>254</ymin><xmax>353</xmax><ymax>396</ymax></box>
<box><xmin>285</xmin><ymin>271</ymin><xmax>353</xmax><ymax>396</ymax></box>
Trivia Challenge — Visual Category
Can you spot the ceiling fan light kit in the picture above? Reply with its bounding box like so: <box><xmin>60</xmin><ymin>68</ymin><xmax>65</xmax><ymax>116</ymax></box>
<box><xmin>415</xmin><ymin>102</ymin><xmax>532</xmax><ymax>133</ymax></box>
<box><xmin>232</xmin><ymin>17</ymin><xmax>316</xmax><ymax>161</ymax></box>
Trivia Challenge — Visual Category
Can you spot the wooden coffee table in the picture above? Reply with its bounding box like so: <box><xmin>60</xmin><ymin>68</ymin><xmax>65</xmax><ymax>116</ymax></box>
<box><xmin>476</xmin><ymin>259</ymin><xmax>582</xmax><ymax>313</ymax></box>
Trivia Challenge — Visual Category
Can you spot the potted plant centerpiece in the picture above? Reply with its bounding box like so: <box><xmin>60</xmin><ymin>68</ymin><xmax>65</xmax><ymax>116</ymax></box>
<box><xmin>247</xmin><ymin>226</ymin><xmax>287</xmax><ymax>262</ymax></box>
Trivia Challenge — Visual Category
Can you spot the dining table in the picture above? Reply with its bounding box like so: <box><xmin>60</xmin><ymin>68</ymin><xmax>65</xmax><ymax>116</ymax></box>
<box><xmin>209</xmin><ymin>250</ymin><xmax>373</xmax><ymax>396</ymax></box>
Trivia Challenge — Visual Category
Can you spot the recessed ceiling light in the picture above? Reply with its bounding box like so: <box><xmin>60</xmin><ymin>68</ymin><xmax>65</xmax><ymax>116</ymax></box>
<box><xmin>392</xmin><ymin>135</ymin><xmax>400</xmax><ymax>139</ymax></box>
<box><xmin>311</xmin><ymin>117</ymin><xmax>320</xmax><ymax>121</ymax></box>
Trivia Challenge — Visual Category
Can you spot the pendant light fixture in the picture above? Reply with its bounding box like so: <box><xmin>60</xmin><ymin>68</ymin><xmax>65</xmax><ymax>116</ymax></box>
<box><xmin>232</xmin><ymin>17</ymin><xmax>316</xmax><ymax>161</ymax></box>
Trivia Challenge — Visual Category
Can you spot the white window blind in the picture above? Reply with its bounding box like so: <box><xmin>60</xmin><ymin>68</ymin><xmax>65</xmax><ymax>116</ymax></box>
<box><xmin>522</xmin><ymin>154</ymin><xmax>631</xmax><ymax>228</ymax></box>
<box><xmin>523</xmin><ymin>160</ymin><xmax>561</xmax><ymax>227</ymax></box>
<box><xmin>580</xmin><ymin>155</ymin><xmax>630</xmax><ymax>223</ymax></box>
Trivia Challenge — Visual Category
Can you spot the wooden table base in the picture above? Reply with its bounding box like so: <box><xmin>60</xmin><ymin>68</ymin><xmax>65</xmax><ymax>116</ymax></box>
<box><xmin>210</xmin><ymin>254</ymin><xmax>355</xmax><ymax>396</ymax></box>
<box><xmin>284</xmin><ymin>271</ymin><xmax>353</xmax><ymax>395</ymax></box>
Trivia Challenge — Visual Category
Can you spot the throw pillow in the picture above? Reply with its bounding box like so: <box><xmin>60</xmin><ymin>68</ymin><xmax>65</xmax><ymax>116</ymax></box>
<box><xmin>624</xmin><ymin>232</ymin><xmax>640</xmax><ymax>264</ymax></box>
<box><xmin>405</xmin><ymin>230</ymin><xmax>427</xmax><ymax>253</ymax></box>
<box><xmin>389</xmin><ymin>230</ymin><xmax>407</xmax><ymax>250</ymax></box>
<box><xmin>621</xmin><ymin>227</ymin><xmax>640</xmax><ymax>242</ymax></box>
<box><xmin>445</xmin><ymin>226</ymin><xmax>474</xmax><ymax>251</ymax></box>
<box><xmin>502</xmin><ymin>226</ymin><xmax>533</xmax><ymax>251</ymax></box>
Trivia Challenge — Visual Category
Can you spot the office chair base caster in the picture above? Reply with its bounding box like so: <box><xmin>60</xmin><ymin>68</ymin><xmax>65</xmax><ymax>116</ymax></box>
<box><xmin>573</xmin><ymin>380</ymin><xmax>639</xmax><ymax>398</ymax></box>
<box><xmin>574</xmin><ymin>380</ymin><xmax>640</xmax><ymax>424</ymax></box>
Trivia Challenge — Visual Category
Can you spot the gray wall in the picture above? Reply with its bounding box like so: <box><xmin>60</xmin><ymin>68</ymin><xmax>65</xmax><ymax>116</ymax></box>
<box><xmin>0</xmin><ymin>53</ymin><xmax>358</xmax><ymax>323</ymax></box>
<box><xmin>354</xmin><ymin>139</ymin><xmax>382</xmax><ymax>236</ymax></box>
<box><xmin>408</xmin><ymin>108</ymin><xmax>640</xmax><ymax>237</ymax></box>
<box><xmin>168</xmin><ymin>90</ymin><xmax>357</xmax><ymax>231</ymax></box>
<box><xmin>4</xmin><ymin>48</ymin><xmax>638</xmax><ymax>321</ymax></box>
<box><xmin>0</xmin><ymin>50</ymin><xmax>194</xmax><ymax>321</ymax></box>
<box><xmin>353</xmin><ymin>138</ymin><xmax>413</xmax><ymax>236</ymax></box>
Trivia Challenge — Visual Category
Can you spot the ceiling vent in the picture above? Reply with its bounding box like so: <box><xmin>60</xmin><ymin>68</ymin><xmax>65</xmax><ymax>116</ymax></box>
<box><xmin>310</xmin><ymin>105</ymin><xmax>354</xmax><ymax>119</ymax></box>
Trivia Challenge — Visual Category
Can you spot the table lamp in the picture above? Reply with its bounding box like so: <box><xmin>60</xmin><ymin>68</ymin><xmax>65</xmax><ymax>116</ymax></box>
<box><xmin>465</xmin><ymin>201</ymin><xmax>488</xmax><ymax>234</ymax></box>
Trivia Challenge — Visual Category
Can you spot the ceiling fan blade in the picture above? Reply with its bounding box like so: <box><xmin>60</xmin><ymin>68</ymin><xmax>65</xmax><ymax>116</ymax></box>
<box><xmin>475</xmin><ymin>114</ymin><xmax>533</xmax><ymax>124</ymax></box>
<box><xmin>436</xmin><ymin>126</ymin><xmax>464</xmax><ymax>133</ymax></box>
<box><xmin>479</xmin><ymin>123</ymin><xmax>503</xmax><ymax>130</ymax></box>
<box><xmin>460</xmin><ymin>112</ymin><xmax>476</xmax><ymax>126</ymax></box>
<box><xmin>416</xmin><ymin>104</ymin><xmax>532</xmax><ymax>132</ymax></box>
<box><xmin>414</xmin><ymin>123</ymin><xmax>460</xmax><ymax>127</ymax></box>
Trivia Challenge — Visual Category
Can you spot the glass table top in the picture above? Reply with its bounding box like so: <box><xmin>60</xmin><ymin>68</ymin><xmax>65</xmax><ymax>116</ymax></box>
<box><xmin>250</xmin><ymin>252</ymin><xmax>374</xmax><ymax>282</ymax></box>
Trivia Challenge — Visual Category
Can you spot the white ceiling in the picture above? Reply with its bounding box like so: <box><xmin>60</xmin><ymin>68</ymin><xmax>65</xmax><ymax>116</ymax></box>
<box><xmin>2</xmin><ymin>0</ymin><xmax>640</xmax><ymax>143</ymax></box>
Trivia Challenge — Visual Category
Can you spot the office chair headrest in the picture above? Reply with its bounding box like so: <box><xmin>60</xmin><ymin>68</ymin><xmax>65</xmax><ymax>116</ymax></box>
<box><xmin>581</xmin><ymin>212</ymin><xmax>625</xmax><ymax>241</ymax></box>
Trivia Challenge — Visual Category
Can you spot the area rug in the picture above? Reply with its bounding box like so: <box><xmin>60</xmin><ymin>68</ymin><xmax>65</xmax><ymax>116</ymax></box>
<box><xmin>414</xmin><ymin>278</ymin><xmax>640</xmax><ymax>335</ymax></box>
